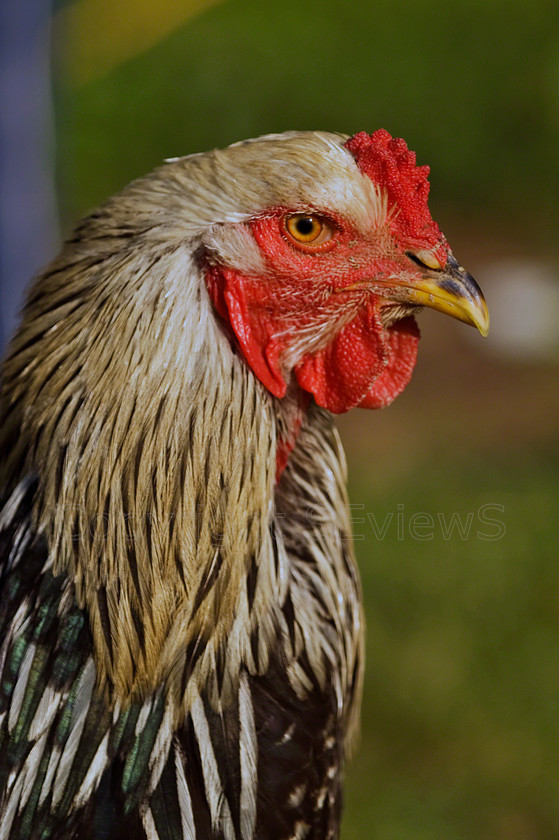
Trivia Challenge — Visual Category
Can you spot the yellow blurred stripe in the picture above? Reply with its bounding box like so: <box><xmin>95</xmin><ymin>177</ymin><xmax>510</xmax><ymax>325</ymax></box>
<box><xmin>56</xmin><ymin>0</ymin><xmax>224</xmax><ymax>85</ymax></box>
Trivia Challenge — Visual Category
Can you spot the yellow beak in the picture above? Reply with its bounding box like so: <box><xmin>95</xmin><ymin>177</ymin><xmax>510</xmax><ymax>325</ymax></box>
<box><xmin>405</xmin><ymin>254</ymin><xmax>489</xmax><ymax>337</ymax></box>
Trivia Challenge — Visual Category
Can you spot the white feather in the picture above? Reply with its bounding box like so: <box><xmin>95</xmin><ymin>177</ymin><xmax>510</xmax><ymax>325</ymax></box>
<box><xmin>141</xmin><ymin>806</ymin><xmax>160</xmax><ymax>840</ymax></box>
<box><xmin>238</xmin><ymin>672</ymin><xmax>257</xmax><ymax>840</ymax></box>
<box><xmin>174</xmin><ymin>743</ymin><xmax>196</xmax><ymax>840</ymax></box>
<box><xmin>18</xmin><ymin>729</ymin><xmax>49</xmax><ymax>811</ymax></box>
<box><xmin>8</xmin><ymin>643</ymin><xmax>36</xmax><ymax>733</ymax></box>
<box><xmin>28</xmin><ymin>683</ymin><xmax>62</xmax><ymax>741</ymax></box>
<box><xmin>147</xmin><ymin>701</ymin><xmax>174</xmax><ymax>795</ymax></box>
<box><xmin>0</xmin><ymin>476</ymin><xmax>34</xmax><ymax>531</ymax></box>
<box><xmin>0</xmin><ymin>774</ymin><xmax>24</xmax><ymax>840</ymax></box>
<box><xmin>52</xmin><ymin>659</ymin><xmax>95</xmax><ymax>807</ymax></box>
<box><xmin>190</xmin><ymin>691</ymin><xmax>235</xmax><ymax>840</ymax></box>
<box><xmin>135</xmin><ymin>696</ymin><xmax>153</xmax><ymax>736</ymax></box>
<box><xmin>38</xmin><ymin>746</ymin><xmax>62</xmax><ymax>806</ymax></box>
<box><xmin>71</xmin><ymin>729</ymin><xmax>110</xmax><ymax>811</ymax></box>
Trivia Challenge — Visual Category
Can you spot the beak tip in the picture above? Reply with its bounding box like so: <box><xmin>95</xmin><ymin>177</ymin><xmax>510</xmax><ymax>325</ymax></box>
<box><xmin>472</xmin><ymin>301</ymin><xmax>490</xmax><ymax>338</ymax></box>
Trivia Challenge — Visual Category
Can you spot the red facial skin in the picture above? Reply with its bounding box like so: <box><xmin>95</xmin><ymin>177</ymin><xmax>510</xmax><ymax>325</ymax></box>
<box><xmin>205</xmin><ymin>130</ymin><xmax>449</xmax><ymax>476</ymax></box>
<box><xmin>206</xmin><ymin>212</ymin><xmax>423</xmax><ymax>411</ymax></box>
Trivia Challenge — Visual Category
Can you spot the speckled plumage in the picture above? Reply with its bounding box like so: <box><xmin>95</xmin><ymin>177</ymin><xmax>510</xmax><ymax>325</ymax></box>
<box><xmin>0</xmin><ymin>130</ymin><xmax>487</xmax><ymax>839</ymax></box>
<box><xmin>0</xmin><ymin>133</ymin><xmax>367</xmax><ymax>839</ymax></box>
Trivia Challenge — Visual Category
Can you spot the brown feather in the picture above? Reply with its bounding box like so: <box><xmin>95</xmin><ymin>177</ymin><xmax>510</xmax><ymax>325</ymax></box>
<box><xmin>0</xmin><ymin>131</ymin><xmax>366</xmax><ymax>755</ymax></box>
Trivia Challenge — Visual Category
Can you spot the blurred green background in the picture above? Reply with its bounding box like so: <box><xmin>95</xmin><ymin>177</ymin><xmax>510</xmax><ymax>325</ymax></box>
<box><xmin>10</xmin><ymin>0</ymin><xmax>559</xmax><ymax>835</ymax></box>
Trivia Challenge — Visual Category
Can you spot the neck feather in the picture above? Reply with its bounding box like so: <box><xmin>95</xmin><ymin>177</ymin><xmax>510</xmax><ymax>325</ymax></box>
<box><xmin>0</xmin><ymin>240</ymin><xmax>291</xmax><ymax>712</ymax></box>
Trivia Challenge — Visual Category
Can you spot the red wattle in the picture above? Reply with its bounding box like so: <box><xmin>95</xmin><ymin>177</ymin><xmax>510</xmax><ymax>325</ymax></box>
<box><xmin>295</xmin><ymin>312</ymin><xmax>419</xmax><ymax>414</ymax></box>
<box><xmin>295</xmin><ymin>304</ymin><xmax>384</xmax><ymax>413</ymax></box>
<box><xmin>207</xmin><ymin>262</ymin><xmax>420</xmax><ymax>415</ymax></box>
<box><xmin>358</xmin><ymin>316</ymin><xmax>419</xmax><ymax>408</ymax></box>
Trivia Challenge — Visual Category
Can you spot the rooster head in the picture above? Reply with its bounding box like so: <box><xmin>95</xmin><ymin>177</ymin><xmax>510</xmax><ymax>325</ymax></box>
<box><xmin>205</xmin><ymin>129</ymin><xmax>488</xmax><ymax>414</ymax></box>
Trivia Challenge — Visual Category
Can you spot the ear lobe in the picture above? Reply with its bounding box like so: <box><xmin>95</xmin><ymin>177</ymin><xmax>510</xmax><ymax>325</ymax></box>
<box><xmin>207</xmin><ymin>265</ymin><xmax>288</xmax><ymax>398</ymax></box>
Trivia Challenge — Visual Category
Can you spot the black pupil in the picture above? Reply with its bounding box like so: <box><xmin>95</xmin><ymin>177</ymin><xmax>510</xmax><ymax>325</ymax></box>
<box><xmin>296</xmin><ymin>217</ymin><xmax>316</xmax><ymax>236</ymax></box>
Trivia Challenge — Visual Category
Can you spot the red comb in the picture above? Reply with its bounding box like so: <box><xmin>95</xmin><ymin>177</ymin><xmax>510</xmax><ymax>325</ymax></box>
<box><xmin>345</xmin><ymin>130</ymin><xmax>443</xmax><ymax>249</ymax></box>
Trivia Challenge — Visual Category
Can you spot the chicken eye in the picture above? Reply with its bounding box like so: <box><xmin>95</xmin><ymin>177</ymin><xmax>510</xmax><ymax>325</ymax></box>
<box><xmin>284</xmin><ymin>214</ymin><xmax>335</xmax><ymax>250</ymax></box>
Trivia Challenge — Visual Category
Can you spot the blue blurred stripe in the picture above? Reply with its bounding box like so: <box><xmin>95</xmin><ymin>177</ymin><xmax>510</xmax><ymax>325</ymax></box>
<box><xmin>0</xmin><ymin>0</ymin><xmax>59</xmax><ymax>349</ymax></box>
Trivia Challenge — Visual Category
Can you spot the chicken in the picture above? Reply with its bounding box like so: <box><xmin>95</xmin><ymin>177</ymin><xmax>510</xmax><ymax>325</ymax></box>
<box><xmin>0</xmin><ymin>129</ymin><xmax>488</xmax><ymax>839</ymax></box>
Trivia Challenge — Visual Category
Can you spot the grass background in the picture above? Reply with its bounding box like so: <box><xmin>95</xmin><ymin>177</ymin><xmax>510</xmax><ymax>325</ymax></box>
<box><xmin>45</xmin><ymin>0</ymin><xmax>559</xmax><ymax>834</ymax></box>
<box><xmin>338</xmin><ymin>333</ymin><xmax>559</xmax><ymax>838</ymax></box>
